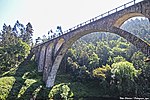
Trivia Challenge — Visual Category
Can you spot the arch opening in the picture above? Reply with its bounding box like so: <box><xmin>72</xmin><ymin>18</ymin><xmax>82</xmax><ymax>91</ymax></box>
<box><xmin>56</xmin><ymin>31</ymin><xmax>149</xmax><ymax>96</ymax></box>
<box><xmin>114</xmin><ymin>12</ymin><xmax>145</xmax><ymax>28</ymax></box>
<box><xmin>56</xmin><ymin>18</ymin><xmax>150</xmax><ymax>77</ymax></box>
<box><xmin>120</xmin><ymin>16</ymin><xmax>150</xmax><ymax>44</ymax></box>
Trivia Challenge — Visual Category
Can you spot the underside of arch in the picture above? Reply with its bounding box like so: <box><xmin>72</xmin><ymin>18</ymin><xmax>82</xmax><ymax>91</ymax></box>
<box><xmin>114</xmin><ymin>12</ymin><xmax>145</xmax><ymax>28</ymax></box>
<box><xmin>60</xmin><ymin>26</ymin><xmax>150</xmax><ymax>58</ymax></box>
<box><xmin>109</xmin><ymin>26</ymin><xmax>150</xmax><ymax>56</ymax></box>
<box><xmin>45</xmin><ymin>22</ymin><xmax>150</xmax><ymax>88</ymax></box>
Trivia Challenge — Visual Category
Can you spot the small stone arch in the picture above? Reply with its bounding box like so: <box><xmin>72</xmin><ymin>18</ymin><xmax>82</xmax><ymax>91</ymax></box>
<box><xmin>114</xmin><ymin>12</ymin><xmax>144</xmax><ymax>27</ymax></box>
<box><xmin>113</xmin><ymin>0</ymin><xmax>150</xmax><ymax>27</ymax></box>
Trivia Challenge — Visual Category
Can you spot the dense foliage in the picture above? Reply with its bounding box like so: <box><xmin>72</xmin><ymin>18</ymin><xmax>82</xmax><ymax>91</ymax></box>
<box><xmin>49</xmin><ymin>83</ymin><xmax>73</xmax><ymax>100</ymax></box>
<box><xmin>59</xmin><ymin>18</ymin><xmax>150</xmax><ymax>97</ymax></box>
<box><xmin>0</xmin><ymin>21</ymin><xmax>33</xmax><ymax>73</ymax></box>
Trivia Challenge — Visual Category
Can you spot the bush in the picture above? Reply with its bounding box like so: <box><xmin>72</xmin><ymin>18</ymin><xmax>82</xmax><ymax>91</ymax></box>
<box><xmin>49</xmin><ymin>83</ymin><xmax>73</xmax><ymax>100</ymax></box>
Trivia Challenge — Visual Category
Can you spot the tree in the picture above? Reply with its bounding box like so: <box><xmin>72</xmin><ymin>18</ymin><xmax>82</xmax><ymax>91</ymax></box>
<box><xmin>111</xmin><ymin>61</ymin><xmax>141</xmax><ymax>96</ymax></box>
<box><xmin>25</xmin><ymin>22</ymin><xmax>33</xmax><ymax>45</ymax></box>
<box><xmin>0</xmin><ymin>24</ymin><xmax>18</xmax><ymax>47</ymax></box>
<box><xmin>92</xmin><ymin>64</ymin><xmax>112</xmax><ymax>94</ymax></box>
<box><xmin>92</xmin><ymin>64</ymin><xmax>111</xmax><ymax>80</ymax></box>
<box><xmin>131</xmin><ymin>51</ymin><xmax>150</xmax><ymax>96</ymax></box>
<box><xmin>88</xmin><ymin>52</ymin><xmax>99</xmax><ymax>71</ymax></box>
<box><xmin>0</xmin><ymin>21</ymin><xmax>32</xmax><ymax>72</ymax></box>
<box><xmin>13</xmin><ymin>21</ymin><xmax>33</xmax><ymax>45</ymax></box>
<box><xmin>121</xmin><ymin>18</ymin><xmax>150</xmax><ymax>43</ymax></box>
<box><xmin>113</xmin><ymin>56</ymin><xmax>126</xmax><ymax>63</ymax></box>
<box><xmin>41</xmin><ymin>35</ymin><xmax>47</xmax><ymax>42</ymax></box>
<box><xmin>35</xmin><ymin>37</ymin><xmax>42</xmax><ymax>45</ymax></box>
<box><xmin>0</xmin><ymin>39</ymin><xmax>30</xmax><ymax>71</ymax></box>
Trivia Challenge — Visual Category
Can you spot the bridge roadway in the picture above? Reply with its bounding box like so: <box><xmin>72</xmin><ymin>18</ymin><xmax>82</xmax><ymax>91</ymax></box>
<box><xmin>31</xmin><ymin>0</ymin><xmax>150</xmax><ymax>87</ymax></box>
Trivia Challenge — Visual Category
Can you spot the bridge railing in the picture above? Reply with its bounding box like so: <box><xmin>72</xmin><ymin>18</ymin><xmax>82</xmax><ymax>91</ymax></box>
<box><xmin>34</xmin><ymin>0</ymin><xmax>144</xmax><ymax>47</ymax></box>
<box><xmin>63</xmin><ymin>0</ymin><xmax>143</xmax><ymax>34</ymax></box>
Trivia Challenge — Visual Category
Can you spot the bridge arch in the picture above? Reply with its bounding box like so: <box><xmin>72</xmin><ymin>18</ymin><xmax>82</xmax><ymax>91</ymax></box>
<box><xmin>114</xmin><ymin>12</ymin><xmax>145</xmax><ymax>27</ymax></box>
<box><xmin>46</xmin><ymin>25</ymin><xmax>150</xmax><ymax>87</ymax></box>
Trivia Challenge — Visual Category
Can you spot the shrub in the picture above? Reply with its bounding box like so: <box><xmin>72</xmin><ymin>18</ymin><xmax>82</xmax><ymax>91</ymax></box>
<box><xmin>49</xmin><ymin>83</ymin><xmax>73</xmax><ymax>100</ymax></box>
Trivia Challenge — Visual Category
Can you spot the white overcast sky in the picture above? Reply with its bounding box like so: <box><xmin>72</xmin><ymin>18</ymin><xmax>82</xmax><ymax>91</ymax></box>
<box><xmin>0</xmin><ymin>0</ymin><xmax>143</xmax><ymax>40</ymax></box>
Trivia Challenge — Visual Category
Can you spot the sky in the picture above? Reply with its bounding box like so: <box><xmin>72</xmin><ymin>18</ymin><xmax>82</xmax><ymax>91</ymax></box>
<box><xmin>0</xmin><ymin>0</ymin><xmax>143</xmax><ymax>41</ymax></box>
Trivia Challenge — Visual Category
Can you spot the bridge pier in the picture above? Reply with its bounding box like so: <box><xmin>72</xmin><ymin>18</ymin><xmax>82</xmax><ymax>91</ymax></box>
<box><xmin>46</xmin><ymin>55</ymin><xmax>64</xmax><ymax>87</ymax></box>
<box><xmin>43</xmin><ymin>44</ymin><xmax>53</xmax><ymax>82</ymax></box>
<box><xmin>38</xmin><ymin>46</ymin><xmax>46</xmax><ymax>72</ymax></box>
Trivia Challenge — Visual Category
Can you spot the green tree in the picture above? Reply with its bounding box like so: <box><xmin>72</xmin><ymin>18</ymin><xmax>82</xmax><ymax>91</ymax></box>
<box><xmin>0</xmin><ymin>40</ymin><xmax>30</xmax><ymax>71</ymax></box>
<box><xmin>131</xmin><ymin>51</ymin><xmax>150</xmax><ymax>96</ymax></box>
<box><xmin>0</xmin><ymin>24</ymin><xmax>18</xmax><ymax>47</ymax></box>
<box><xmin>92</xmin><ymin>64</ymin><xmax>112</xmax><ymax>94</ymax></box>
<box><xmin>95</xmin><ymin>41</ymin><xmax>110</xmax><ymax>66</ymax></box>
<box><xmin>88</xmin><ymin>52</ymin><xmax>99</xmax><ymax>71</ymax></box>
<box><xmin>14</xmin><ymin>21</ymin><xmax>33</xmax><ymax>45</ymax></box>
<box><xmin>49</xmin><ymin>83</ymin><xmax>73</xmax><ymax>100</ymax></box>
<box><xmin>111</xmin><ymin>61</ymin><xmax>141</xmax><ymax>96</ymax></box>
<box><xmin>0</xmin><ymin>21</ymin><xmax>32</xmax><ymax>72</ymax></box>
<box><xmin>113</xmin><ymin>56</ymin><xmax>126</xmax><ymax>63</ymax></box>
<box><xmin>92</xmin><ymin>64</ymin><xmax>111</xmax><ymax>80</ymax></box>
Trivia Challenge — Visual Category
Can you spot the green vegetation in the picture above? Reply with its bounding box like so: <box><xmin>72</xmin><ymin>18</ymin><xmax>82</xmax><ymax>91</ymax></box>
<box><xmin>49</xmin><ymin>83</ymin><xmax>73</xmax><ymax>100</ymax></box>
<box><xmin>0</xmin><ymin>18</ymin><xmax>150</xmax><ymax>99</ymax></box>
<box><xmin>0</xmin><ymin>21</ymin><xmax>32</xmax><ymax>73</ymax></box>
<box><xmin>0</xmin><ymin>77</ymin><xmax>15</xmax><ymax>100</ymax></box>
<box><xmin>111</xmin><ymin>61</ymin><xmax>141</xmax><ymax>96</ymax></box>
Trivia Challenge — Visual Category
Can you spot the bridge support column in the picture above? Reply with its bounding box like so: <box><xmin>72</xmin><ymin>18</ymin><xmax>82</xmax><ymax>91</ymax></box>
<box><xmin>109</xmin><ymin>26</ymin><xmax>150</xmax><ymax>56</ymax></box>
<box><xmin>38</xmin><ymin>46</ymin><xmax>46</xmax><ymax>72</ymax></box>
<box><xmin>34</xmin><ymin>48</ymin><xmax>40</xmax><ymax>62</ymax></box>
<box><xmin>43</xmin><ymin>44</ymin><xmax>53</xmax><ymax>82</ymax></box>
<box><xmin>46</xmin><ymin>55</ymin><xmax>64</xmax><ymax>87</ymax></box>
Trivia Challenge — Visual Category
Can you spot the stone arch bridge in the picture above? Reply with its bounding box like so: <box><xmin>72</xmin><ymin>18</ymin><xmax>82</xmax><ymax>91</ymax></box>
<box><xmin>31</xmin><ymin>0</ymin><xmax>150</xmax><ymax>87</ymax></box>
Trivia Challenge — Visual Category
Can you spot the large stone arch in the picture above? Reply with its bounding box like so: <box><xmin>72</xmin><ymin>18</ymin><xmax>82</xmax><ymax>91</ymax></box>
<box><xmin>46</xmin><ymin>25</ymin><xmax>150</xmax><ymax>87</ymax></box>
<box><xmin>61</xmin><ymin>28</ymin><xmax>149</xmax><ymax>58</ymax></box>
